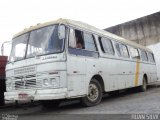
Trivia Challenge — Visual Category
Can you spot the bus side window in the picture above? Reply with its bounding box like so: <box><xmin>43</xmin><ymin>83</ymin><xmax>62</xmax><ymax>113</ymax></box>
<box><xmin>140</xmin><ymin>50</ymin><xmax>148</xmax><ymax>61</ymax></box>
<box><xmin>148</xmin><ymin>52</ymin><xmax>155</xmax><ymax>63</ymax></box>
<box><xmin>120</xmin><ymin>44</ymin><xmax>129</xmax><ymax>58</ymax></box>
<box><xmin>129</xmin><ymin>47</ymin><xmax>139</xmax><ymax>59</ymax></box>
<box><xmin>115</xmin><ymin>42</ymin><xmax>129</xmax><ymax>58</ymax></box>
<box><xmin>69</xmin><ymin>28</ymin><xmax>84</xmax><ymax>49</ymax></box>
<box><xmin>99</xmin><ymin>37</ymin><xmax>114</xmax><ymax>55</ymax></box>
<box><xmin>83</xmin><ymin>32</ymin><xmax>97</xmax><ymax>51</ymax></box>
<box><xmin>75</xmin><ymin>30</ymin><xmax>85</xmax><ymax>49</ymax></box>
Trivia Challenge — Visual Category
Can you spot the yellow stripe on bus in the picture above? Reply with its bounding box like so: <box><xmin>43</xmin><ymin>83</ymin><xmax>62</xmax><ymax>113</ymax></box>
<box><xmin>134</xmin><ymin>59</ymin><xmax>140</xmax><ymax>86</ymax></box>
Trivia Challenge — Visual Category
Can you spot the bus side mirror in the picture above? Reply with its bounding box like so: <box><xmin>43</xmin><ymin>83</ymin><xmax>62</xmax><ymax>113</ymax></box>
<box><xmin>1</xmin><ymin>41</ymin><xmax>11</xmax><ymax>56</ymax></box>
<box><xmin>58</xmin><ymin>25</ymin><xmax>65</xmax><ymax>40</ymax></box>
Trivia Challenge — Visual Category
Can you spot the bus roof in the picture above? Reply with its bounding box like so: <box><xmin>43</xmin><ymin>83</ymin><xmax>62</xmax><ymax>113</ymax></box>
<box><xmin>13</xmin><ymin>18</ymin><xmax>152</xmax><ymax>52</ymax></box>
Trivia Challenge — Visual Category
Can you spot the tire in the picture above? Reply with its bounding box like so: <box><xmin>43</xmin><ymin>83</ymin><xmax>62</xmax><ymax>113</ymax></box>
<box><xmin>81</xmin><ymin>78</ymin><xmax>102</xmax><ymax>107</ymax></box>
<box><xmin>139</xmin><ymin>77</ymin><xmax>147</xmax><ymax>92</ymax></box>
<box><xmin>41</xmin><ymin>100</ymin><xmax>61</xmax><ymax>109</ymax></box>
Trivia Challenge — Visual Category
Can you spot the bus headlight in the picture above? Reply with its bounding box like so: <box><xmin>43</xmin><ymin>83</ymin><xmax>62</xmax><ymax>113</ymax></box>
<box><xmin>50</xmin><ymin>78</ymin><xmax>57</xmax><ymax>87</ymax></box>
<box><xmin>43</xmin><ymin>79</ymin><xmax>49</xmax><ymax>86</ymax></box>
<box><xmin>42</xmin><ymin>78</ymin><xmax>59</xmax><ymax>88</ymax></box>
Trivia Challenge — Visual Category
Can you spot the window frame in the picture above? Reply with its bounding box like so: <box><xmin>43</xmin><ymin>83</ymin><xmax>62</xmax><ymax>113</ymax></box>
<box><xmin>68</xmin><ymin>27</ymin><xmax>99</xmax><ymax>58</ymax></box>
<box><xmin>129</xmin><ymin>46</ymin><xmax>140</xmax><ymax>60</ymax></box>
<box><xmin>115</xmin><ymin>42</ymin><xmax>130</xmax><ymax>58</ymax></box>
<box><xmin>140</xmin><ymin>49</ymin><xmax>148</xmax><ymax>61</ymax></box>
<box><xmin>99</xmin><ymin>37</ymin><xmax>115</xmax><ymax>55</ymax></box>
<box><xmin>68</xmin><ymin>28</ymin><xmax>76</xmax><ymax>48</ymax></box>
<box><xmin>147</xmin><ymin>52</ymin><xmax>155</xmax><ymax>63</ymax></box>
<box><xmin>83</xmin><ymin>32</ymin><xmax>98</xmax><ymax>52</ymax></box>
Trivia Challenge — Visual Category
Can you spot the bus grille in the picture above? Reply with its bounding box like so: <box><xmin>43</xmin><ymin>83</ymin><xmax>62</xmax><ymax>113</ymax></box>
<box><xmin>13</xmin><ymin>74</ymin><xmax>42</xmax><ymax>90</ymax></box>
<box><xmin>15</xmin><ymin>79</ymin><xmax>36</xmax><ymax>89</ymax></box>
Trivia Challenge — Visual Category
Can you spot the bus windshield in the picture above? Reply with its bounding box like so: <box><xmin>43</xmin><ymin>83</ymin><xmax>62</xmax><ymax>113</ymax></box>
<box><xmin>9</xmin><ymin>25</ymin><xmax>65</xmax><ymax>62</ymax></box>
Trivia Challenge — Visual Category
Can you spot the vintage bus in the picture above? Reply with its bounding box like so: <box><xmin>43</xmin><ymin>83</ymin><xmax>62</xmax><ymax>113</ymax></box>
<box><xmin>5</xmin><ymin>19</ymin><xmax>157</xmax><ymax>107</ymax></box>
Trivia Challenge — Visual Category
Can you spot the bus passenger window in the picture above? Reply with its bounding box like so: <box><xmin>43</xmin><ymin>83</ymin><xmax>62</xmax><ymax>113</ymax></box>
<box><xmin>115</xmin><ymin>43</ymin><xmax>129</xmax><ymax>58</ymax></box>
<box><xmin>148</xmin><ymin>52</ymin><xmax>155</xmax><ymax>63</ymax></box>
<box><xmin>75</xmin><ymin>30</ymin><xmax>84</xmax><ymax>49</ymax></box>
<box><xmin>129</xmin><ymin>47</ymin><xmax>139</xmax><ymax>59</ymax></box>
<box><xmin>83</xmin><ymin>33</ymin><xmax>97</xmax><ymax>51</ymax></box>
<box><xmin>120</xmin><ymin>44</ymin><xmax>129</xmax><ymax>58</ymax></box>
<box><xmin>99</xmin><ymin>37</ymin><xmax>114</xmax><ymax>55</ymax></box>
<box><xmin>76</xmin><ymin>38</ymin><xmax>83</xmax><ymax>49</ymax></box>
<box><xmin>140</xmin><ymin>50</ymin><xmax>148</xmax><ymax>61</ymax></box>
<box><xmin>69</xmin><ymin>29</ymin><xmax>84</xmax><ymax>49</ymax></box>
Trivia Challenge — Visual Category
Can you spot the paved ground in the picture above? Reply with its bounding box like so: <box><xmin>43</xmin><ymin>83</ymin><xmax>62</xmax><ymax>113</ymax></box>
<box><xmin>0</xmin><ymin>82</ymin><xmax>160</xmax><ymax>120</ymax></box>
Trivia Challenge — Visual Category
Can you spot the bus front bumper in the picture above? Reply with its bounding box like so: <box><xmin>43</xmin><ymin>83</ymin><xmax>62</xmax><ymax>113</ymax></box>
<box><xmin>4</xmin><ymin>88</ymin><xmax>67</xmax><ymax>101</ymax></box>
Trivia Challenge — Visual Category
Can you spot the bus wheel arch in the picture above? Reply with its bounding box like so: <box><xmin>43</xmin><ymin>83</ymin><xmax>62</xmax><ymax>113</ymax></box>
<box><xmin>143</xmin><ymin>74</ymin><xmax>148</xmax><ymax>84</ymax></box>
<box><xmin>92</xmin><ymin>75</ymin><xmax>105</xmax><ymax>92</ymax></box>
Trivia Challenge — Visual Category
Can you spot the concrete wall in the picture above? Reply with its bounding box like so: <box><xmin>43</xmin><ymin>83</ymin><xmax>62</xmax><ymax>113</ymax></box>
<box><xmin>105</xmin><ymin>12</ymin><xmax>160</xmax><ymax>46</ymax></box>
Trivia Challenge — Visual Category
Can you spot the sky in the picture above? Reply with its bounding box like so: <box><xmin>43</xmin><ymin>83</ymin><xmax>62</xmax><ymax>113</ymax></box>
<box><xmin>0</xmin><ymin>0</ymin><xmax>160</xmax><ymax>55</ymax></box>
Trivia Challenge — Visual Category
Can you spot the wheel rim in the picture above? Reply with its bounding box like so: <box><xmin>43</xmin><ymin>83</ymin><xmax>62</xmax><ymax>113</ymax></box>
<box><xmin>87</xmin><ymin>83</ymin><xmax>99</xmax><ymax>102</ymax></box>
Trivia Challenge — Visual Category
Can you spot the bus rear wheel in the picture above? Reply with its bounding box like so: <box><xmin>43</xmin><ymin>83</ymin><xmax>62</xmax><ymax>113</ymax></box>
<box><xmin>139</xmin><ymin>77</ymin><xmax>147</xmax><ymax>92</ymax></box>
<box><xmin>81</xmin><ymin>78</ymin><xmax>102</xmax><ymax>107</ymax></box>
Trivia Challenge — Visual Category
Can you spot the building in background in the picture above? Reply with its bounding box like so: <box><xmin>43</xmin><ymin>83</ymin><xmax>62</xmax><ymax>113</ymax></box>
<box><xmin>105</xmin><ymin>12</ymin><xmax>160</xmax><ymax>79</ymax></box>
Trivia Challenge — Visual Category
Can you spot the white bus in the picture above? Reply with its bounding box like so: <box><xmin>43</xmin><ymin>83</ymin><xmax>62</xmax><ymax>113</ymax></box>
<box><xmin>5</xmin><ymin>19</ymin><xmax>157</xmax><ymax>107</ymax></box>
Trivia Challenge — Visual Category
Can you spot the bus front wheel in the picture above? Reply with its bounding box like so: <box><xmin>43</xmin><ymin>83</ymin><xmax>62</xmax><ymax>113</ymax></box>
<box><xmin>81</xmin><ymin>78</ymin><xmax>102</xmax><ymax>107</ymax></box>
